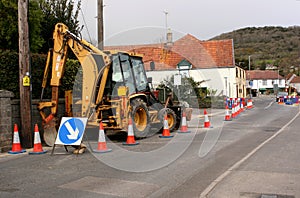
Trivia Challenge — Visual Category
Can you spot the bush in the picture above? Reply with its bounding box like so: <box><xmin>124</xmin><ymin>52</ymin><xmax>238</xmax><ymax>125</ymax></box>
<box><xmin>0</xmin><ymin>50</ymin><xmax>80</xmax><ymax>99</ymax></box>
<box><xmin>0</xmin><ymin>50</ymin><xmax>19</xmax><ymax>96</ymax></box>
<box><xmin>198</xmin><ymin>96</ymin><xmax>225</xmax><ymax>109</ymax></box>
<box><xmin>198</xmin><ymin>97</ymin><xmax>211</xmax><ymax>108</ymax></box>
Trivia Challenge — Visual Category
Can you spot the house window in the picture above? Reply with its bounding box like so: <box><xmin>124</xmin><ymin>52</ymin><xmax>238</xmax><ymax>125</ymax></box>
<box><xmin>280</xmin><ymin>79</ymin><xmax>285</xmax><ymax>86</ymax></box>
<box><xmin>177</xmin><ymin>59</ymin><xmax>192</xmax><ymax>78</ymax></box>
<box><xmin>262</xmin><ymin>80</ymin><xmax>267</xmax><ymax>86</ymax></box>
<box><xmin>179</xmin><ymin>70</ymin><xmax>190</xmax><ymax>77</ymax></box>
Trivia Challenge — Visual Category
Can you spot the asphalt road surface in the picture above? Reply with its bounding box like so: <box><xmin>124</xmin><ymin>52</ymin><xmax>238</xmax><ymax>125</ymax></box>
<box><xmin>0</xmin><ymin>95</ymin><xmax>299</xmax><ymax>198</ymax></box>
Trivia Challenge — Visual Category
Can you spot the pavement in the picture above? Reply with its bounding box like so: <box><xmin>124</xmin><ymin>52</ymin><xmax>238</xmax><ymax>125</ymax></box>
<box><xmin>202</xmin><ymin>98</ymin><xmax>300</xmax><ymax>198</ymax></box>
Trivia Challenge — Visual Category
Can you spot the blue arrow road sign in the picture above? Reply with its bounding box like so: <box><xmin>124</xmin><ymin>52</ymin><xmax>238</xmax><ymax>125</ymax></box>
<box><xmin>55</xmin><ymin>117</ymin><xmax>88</xmax><ymax>145</ymax></box>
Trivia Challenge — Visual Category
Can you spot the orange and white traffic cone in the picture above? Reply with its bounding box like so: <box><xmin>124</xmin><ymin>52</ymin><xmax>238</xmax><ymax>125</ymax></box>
<box><xmin>224</xmin><ymin>105</ymin><xmax>232</xmax><ymax>121</ymax></box>
<box><xmin>278</xmin><ymin>97</ymin><xmax>284</xmax><ymax>105</ymax></box>
<box><xmin>203</xmin><ymin>109</ymin><xmax>212</xmax><ymax>128</ymax></box>
<box><xmin>29</xmin><ymin>124</ymin><xmax>47</xmax><ymax>155</ymax></box>
<box><xmin>123</xmin><ymin>117</ymin><xmax>139</xmax><ymax>145</ymax></box>
<box><xmin>247</xmin><ymin>99</ymin><xmax>254</xmax><ymax>109</ymax></box>
<box><xmin>8</xmin><ymin>124</ymin><xmax>26</xmax><ymax>154</ymax></box>
<box><xmin>178</xmin><ymin>111</ymin><xmax>191</xmax><ymax>133</ymax></box>
<box><xmin>237</xmin><ymin>99</ymin><xmax>241</xmax><ymax>115</ymax></box>
<box><xmin>93</xmin><ymin>121</ymin><xmax>112</xmax><ymax>153</ymax></box>
<box><xmin>159</xmin><ymin>113</ymin><xmax>174</xmax><ymax>138</ymax></box>
<box><xmin>231</xmin><ymin>102</ymin><xmax>236</xmax><ymax>118</ymax></box>
<box><xmin>240</xmin><ymin>98</ymin><xmax>245</xmax><ymax>112</ymax></box>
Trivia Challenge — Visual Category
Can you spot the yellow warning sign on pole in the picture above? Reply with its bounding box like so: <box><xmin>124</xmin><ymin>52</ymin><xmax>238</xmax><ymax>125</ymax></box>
<box><xmin>23</xmin><ymin>76</ymin><xmax>30</xmax><ymax>86</ymax></box>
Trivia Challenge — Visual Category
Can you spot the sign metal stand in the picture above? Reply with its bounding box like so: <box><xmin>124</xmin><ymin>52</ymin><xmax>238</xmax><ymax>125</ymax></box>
<box><xmin>51</xmin><ymin>117</ymin><xmax>88</xmax><ymax>155</ymax></box>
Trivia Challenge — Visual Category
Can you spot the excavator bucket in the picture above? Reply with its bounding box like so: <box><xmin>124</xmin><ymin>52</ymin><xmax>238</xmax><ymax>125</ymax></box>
<box><xmin>43</xmin><ymin>120</ymin><xmax>57</xmax><ymax>146</ymax></box>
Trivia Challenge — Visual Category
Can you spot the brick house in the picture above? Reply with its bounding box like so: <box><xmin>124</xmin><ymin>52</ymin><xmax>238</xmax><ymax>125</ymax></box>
<box><xmin>105</xmin><ymin>33</ymin><xmax>246</xmax><ymax>98</ymax></box>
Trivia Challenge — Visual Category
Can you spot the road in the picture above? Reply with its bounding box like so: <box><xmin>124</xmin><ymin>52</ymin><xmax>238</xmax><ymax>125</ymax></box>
<box><xmin>0</xmin><ymin>95</ymin><xmax>299</xmax><ymax>198</ymax></box>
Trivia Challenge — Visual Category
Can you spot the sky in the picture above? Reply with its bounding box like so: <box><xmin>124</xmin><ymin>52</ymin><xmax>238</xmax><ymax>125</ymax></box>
<box><xmin>78</xmin><ymin>0</ymin><xmax>300</xmax><ymax>45</ymax></box>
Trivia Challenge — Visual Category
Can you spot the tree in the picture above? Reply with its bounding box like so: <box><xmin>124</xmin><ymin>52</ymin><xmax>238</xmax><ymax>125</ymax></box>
<box><xmin>158</xmin><ymin>75</ymin><xmax>204</xmax><ymax>107</ymax></box>
<box><xmin>0</xmin><ymin>0</ymin><xmax>82</xmax><ymax>53</ymax></box>
<box><xmin>0</xmin><ymin>0</ymin><xmax>43</xmax><ymax>52</ymax></box>
<box><xmin>29</xmin><ymin>0</ymin><xmax>44</xmax><ymax>52</ymax></box>
<box><xmin>38</xmin><ymin>0</ymin><xmax>81</xmax><ymax>53</ymax></box>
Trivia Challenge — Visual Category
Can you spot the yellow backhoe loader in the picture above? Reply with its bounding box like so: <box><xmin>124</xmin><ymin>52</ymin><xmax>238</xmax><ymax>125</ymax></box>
<box><xmin>38</xmin><ymin>23</ymin><xmax>190</xmax><ymax>148</ymax></box>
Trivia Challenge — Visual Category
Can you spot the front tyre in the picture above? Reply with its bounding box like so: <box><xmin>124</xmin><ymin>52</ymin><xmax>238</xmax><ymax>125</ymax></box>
<box><xmin>158</xmin><ymin>108</ymin><xmax>177</xmax><ymax>131</ymax></box>
<box><xmin>131</xmin><ymin>99</ymin><xmax>151</xmax><ymax>138</ymax></box>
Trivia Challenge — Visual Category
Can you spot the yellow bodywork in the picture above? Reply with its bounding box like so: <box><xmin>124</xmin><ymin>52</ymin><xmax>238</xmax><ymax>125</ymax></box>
<box><xmin>38</xmin><ymin>23</ymin><xmax>135</xmax><ymax>144</ymax></box>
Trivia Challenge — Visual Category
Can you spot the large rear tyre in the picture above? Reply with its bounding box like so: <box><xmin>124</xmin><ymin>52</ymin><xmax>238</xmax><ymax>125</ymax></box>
<box><xmin>158</xmin><ymin>108</ymin><xmax>177</xmax><ymax>131</ymax></box>
<box><xmin>131</xmin><ymin>99</ymin><xmax>151</xmax><ymax>138</ymax></box>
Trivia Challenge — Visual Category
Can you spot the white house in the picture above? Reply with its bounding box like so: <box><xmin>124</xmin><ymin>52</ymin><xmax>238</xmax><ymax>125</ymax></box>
<box><xmin>246</xmin><ymin>70</ymin><xmax>285</xmax><ymax>96</ymax></box>
<box><xmin>106</xmin><ymin>34</ymin><xmax>246</xmax><ymax>98</ymax></box>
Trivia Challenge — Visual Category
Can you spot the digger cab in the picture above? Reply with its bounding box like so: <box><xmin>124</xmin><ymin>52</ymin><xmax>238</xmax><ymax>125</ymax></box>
<box><xmin>107</xmin><ymin>52</ymin><xmax>149</xmax><ymax>97</ymax></box>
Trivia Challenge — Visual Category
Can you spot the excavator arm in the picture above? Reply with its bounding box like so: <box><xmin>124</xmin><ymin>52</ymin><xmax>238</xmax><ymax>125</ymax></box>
<box><xmin>38</xmin><ymin>23</ymin><xmax>111</xmax><ymax>146</ymax></box>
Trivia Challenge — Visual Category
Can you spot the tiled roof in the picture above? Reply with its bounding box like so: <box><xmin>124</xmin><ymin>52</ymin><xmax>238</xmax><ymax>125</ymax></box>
<box><xmin>286</xmin><ymin>73</ymin><xmax>294</xmax><ymax>80</ymax></box>
<box><xmin>246</xmin><ymin>70</ymin><xmax>284</xmax><ymax>80</ymax></box>
<box><xmin>105</xmin><ymin>34</ymin><xmax>235</xmax><ymax>71</ymax></box>
<box><xmin>290</xmin><ymin>75</ymin><xmax>300</xmax><ymax>83</ymax></box>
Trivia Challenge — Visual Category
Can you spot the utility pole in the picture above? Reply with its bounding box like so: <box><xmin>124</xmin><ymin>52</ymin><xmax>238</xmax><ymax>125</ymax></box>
<box><xmin>248</xmin><ymin>55</ymin><xmax>252</xmax><ymax>98</ymax></box>
<box><xmin>248</xmin><ymin>55</ymin><xmax>251</xmax><ymax>70</ymax></box>
<box><xmin>18</xmin><ymin>0</ymin><xmax>32</xmax><ymax>148</ymax></box>
<box><xmin>97</xmin><ymin>0</ymin><xmax>104</xmax><ymax>50</ymax></box>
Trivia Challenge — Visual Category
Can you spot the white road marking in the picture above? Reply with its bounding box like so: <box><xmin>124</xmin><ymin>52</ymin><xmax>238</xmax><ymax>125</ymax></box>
<box><xmin>264</xmin><ymin>100</ymin><xmax>275</xmax><ymax>109</ymax></box>
<box><xmin>199</xmin><ymin>108</ymin><xmax>300</xmax><ymax>198</ymax></box>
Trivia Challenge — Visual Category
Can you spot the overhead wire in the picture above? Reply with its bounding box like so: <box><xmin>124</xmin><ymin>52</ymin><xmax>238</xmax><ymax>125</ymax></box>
<box><xmin>80</xmin><ymin>6</ymin><xmax>93</xmax><ymax>44</ymax></box>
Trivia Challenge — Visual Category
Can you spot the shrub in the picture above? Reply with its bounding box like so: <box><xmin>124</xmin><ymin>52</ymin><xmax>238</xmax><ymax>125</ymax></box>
<box><xmin>0</xmin><ymin>50</ymin><xmax>80</xmax><ymax>99</ymax></box>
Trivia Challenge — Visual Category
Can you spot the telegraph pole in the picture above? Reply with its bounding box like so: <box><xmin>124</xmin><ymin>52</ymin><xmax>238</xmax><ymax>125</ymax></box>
<box><xmin>97</xmin><ymin>0</ymin><xmax>104</xmax><ymax>50</ymax></box>
<box><xmin>18</xmin><ymin>0</ymin><xmax>32</xmax><ymax>148</ymax></box>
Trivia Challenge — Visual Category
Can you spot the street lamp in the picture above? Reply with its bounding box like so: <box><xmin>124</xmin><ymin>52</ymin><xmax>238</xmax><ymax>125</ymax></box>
<box><xmin>224</xmin><ymin>77</ymin><xmax>228</xmax><ymax>97</ymax></box>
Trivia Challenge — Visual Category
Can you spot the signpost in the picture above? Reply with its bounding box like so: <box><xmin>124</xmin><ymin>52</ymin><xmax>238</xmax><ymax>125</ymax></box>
<box><xmin>174</xmin><ymin>74</ymin><xmax>181</xmax><ymax>100</ymax></box>
<box><xmin>273</xmin><ymin>84</ymin><xmax>279</xmax><ymax>95</ymax></box>
<box><xmin>52</xmin><ymin>117</ymin><xmax>88</xmax><ymax>155</ymax></box>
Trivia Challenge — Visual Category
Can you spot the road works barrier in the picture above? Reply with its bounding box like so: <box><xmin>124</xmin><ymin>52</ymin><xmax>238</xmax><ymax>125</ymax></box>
<box><xmin>123</xmin><ymin>117</ymin><xmax>139</xmax><ymax>145</ymax></box>
<box><xmin>236</xmin><ymin>98</ymin><xmax>240</xmax><ymax>115</ymax></box>
<box><xmin>224</xmin><ymin>97</ymin><xmax>254</xmax><ymax>121</ymax></box>
<box><xmin>29</xmin><ymin>124</ymin><xmax>47</xmax><ymax>155</ymax></box>
<box><xmin>231</xmin><ymin>101</ymin><xmax>236</xmax><ymax>119</ymax></box>
<box><xmin>292</xmin><ymin>96</ymin><xmax>299</xmax><ymax>106</ymax></box>
<box><xmin>8</xmin><ymin>124</ymin><xmax>26</xmax><ymax>154</ymax></box>
<box><xmin>93</xmin><ymin>121</ymin><xmax>112</xmax><ymax>153</ymax></box>
<box><xmin>277</xmin><ymin>96</ymin><xmax>299</xmax><ymax>106</ymax></box>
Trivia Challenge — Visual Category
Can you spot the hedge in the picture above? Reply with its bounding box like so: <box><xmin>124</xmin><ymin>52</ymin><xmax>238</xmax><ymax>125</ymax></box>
<box><xmin>0</xmin><ymin>50</ymin><xmax>80</xmax><ymax>99</ymax></box>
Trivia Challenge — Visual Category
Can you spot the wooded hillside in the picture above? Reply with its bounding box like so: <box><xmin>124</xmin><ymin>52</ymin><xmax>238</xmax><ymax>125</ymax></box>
<box><xmin>211</xmin><ymin>26</ymin><xmax>300</xmax><ymax>75</ymax></box>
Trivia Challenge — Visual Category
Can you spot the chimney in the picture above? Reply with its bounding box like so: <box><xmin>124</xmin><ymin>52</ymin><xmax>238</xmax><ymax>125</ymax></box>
<box><xmin>166</xmin><ymin>28</ymin><xmax>173</xmax><ymax>46</ymax></box>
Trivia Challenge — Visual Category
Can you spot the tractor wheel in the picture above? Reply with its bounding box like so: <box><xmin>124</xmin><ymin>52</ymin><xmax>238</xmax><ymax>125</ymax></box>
<box><xmin>131</xmin><ymin>99</ymin><xmax>151</xmax><ymax>138</ymax></box>
<box><xmin>158</xmin><ymin>108</ymin><xmax>177</xmax><ymax>131</ymax></box>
